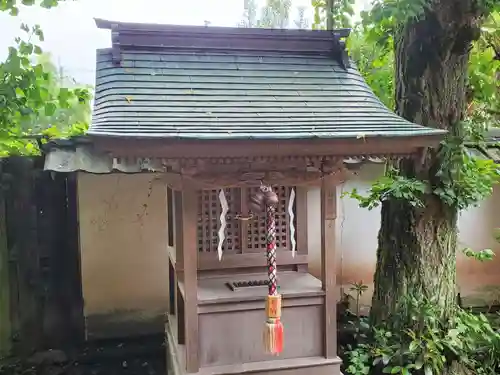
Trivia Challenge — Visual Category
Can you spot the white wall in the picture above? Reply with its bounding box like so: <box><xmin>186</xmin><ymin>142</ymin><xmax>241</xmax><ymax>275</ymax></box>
<box><xmin>78</xmin><ymin>173</ymin><xmax>169</xmax><ymax>338</ymax></box>
<box><xmin>308</xmin><ymin>164</ymin><xmax>500</xmax><ymax>311</ymax></box>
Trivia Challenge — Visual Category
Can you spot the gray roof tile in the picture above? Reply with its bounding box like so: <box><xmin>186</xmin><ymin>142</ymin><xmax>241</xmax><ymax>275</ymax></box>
<box><xmin>89</xmin><ymin>48</ymin><xmax>446</xmax><ymax>140</ymax></box>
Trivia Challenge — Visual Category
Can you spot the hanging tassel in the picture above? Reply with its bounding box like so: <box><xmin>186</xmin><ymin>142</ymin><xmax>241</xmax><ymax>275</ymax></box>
<box><xmin>264</xmin><ymin>294</ymin><xmax>284</xmax><ymax>355</ymax></box>
<box><xmin>261</xmin><ymin>186</ymin><xmax>284</xmax><ymax>355</ymax></box>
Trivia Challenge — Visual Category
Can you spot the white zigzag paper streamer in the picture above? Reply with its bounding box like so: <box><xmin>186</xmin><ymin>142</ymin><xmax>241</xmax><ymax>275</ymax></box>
<box><xmin>217</xmin><ymin>189</ymin><xmax>228</xmax><ymax>261</ymax></box>
<box><xmin>288</xmin><ymin>188</ymin><xmax>296</xmax><ymax>257</ymax></box>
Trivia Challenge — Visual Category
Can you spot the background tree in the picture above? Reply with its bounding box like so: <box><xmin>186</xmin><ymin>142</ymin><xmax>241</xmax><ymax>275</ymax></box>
<box><xmin>293</xmin><ymin>6</ymin><xmax>310</xmax><ymax>29</ymax></box>
<box><xmin>307</xmin><ymin>0</ymin><xmax>500</xmax><ymax>372</ymax></box>
<box><xmin>259</xmin><ymin>0</ymin><xmax>292</xmax><ymax>28</ymax></box>
<box><xmin>240</xmin><ymin>0</ymin><xmax>299</xmax><ymax>29</ymax></box>
<box><xmin>346</xmin><ymin>28</ymin><xmax>394</xmax><ymax>108</ymax></box>
<box><xmin>29</xmin><ymin>53</ymin><xmax>91</xmax><ymax>134</ymax></box>
<box><xmin>0</xmin><ymin>0</ymin><xmax>91</xmax><ymax>156</ymax></box>
<box><xmin>239</xmin><ymin>0</ymin><xmax>259</xmax><ymax>28</ymax></box>
<box><xmin>312</xmin><ymin>0</ymin><xmax>355</xmax><ymax>29</ymax></box>
<box><xmin>358</xmin><ymin>0</ymin><xmax>500</xmax><ymax>326</ymax></box>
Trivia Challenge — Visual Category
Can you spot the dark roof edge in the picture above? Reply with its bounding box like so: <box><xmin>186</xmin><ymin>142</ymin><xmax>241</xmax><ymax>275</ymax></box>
<box><xmin>94</xmin><ymin>19</ymin><xmax>351</xmax><ymax>67</ymax></box>
<box><xmin>94</xmin><ymin>18</ymin><xmax>351</xmax><ymax>38</ymax></box>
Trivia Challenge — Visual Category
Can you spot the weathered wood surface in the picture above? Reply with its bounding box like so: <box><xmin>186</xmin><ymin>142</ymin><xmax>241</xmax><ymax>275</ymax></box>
<box><xmin>0</xmin><ymin>161</ymin><xmax>11</xmax><ymax>356</ymax></box>
<box><xmin>321</xmin><ymin>175</ymin><xmax>337</xmax><ymax>358</ymax></box>
<box><xmin>1</xmin><ymin>156</ymin><xmax>85</xmax><ymax>355</ymax></box>
<box><xmin>181</xmin><ymin>184</ymin><xmax>199</xmax><ymax>373</ymax></box>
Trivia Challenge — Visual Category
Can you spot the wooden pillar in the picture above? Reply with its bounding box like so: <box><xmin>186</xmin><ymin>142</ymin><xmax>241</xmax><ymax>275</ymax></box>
<box><xmin>181</xmin><ymin>184</ymin><xmax>199</xmax><ymax>373</ymax></box>
<box><xmin>172</xmin><ymin>190</ymin><xmax>183</xmax><ymax>341</ymax></box>
<box><xmin>320</xmin><ymin>175</ymin><xmax>337</xmax><ymax>358</ymax></box>
<box><xmin>295</xmin><ymin>187</ymin><xmax>308</xmax><ymax>271</ymax></box>
<box><xmin>174</xmin><ymin>190</ymin><xmax>184</xmax><ymax>272</ymax></box>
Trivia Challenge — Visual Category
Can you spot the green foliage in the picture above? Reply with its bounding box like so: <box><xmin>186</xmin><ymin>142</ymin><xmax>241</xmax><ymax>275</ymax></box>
<box><xmin>344</xmin><ymin>131</ymin><xmax>500</xmax><ymax>212</ymax></box>
<box><xmin>311</xmin><ymin>0</ymin><xmax>355</xmax><ymax>30</ymax></box>
<box><xmin>350</xmin><ymin>281</ymin><xmax>369</xmax><ymax>316</ymax></box>
<box><xmin>358</xmin><ymin>6</ymin><xmax>500</xmax><ymax>124</ymax></box>
<box><xmin>240</xmin><ymin>0</ymin><xmax>304</xmax><ymax>29</ymax></box>
<box><xmin>347</xmin><ymin>28</ymin><xmax>395</xmax><ymax>109</ymax></box>
<box><xmin>469</xmin><ymin>11</ymin><xmax>500</xmax><ymax>129</ymax></box>
<box><xmin>360</xmin><ymin>0</ymin><xmax>429</xmax><ymax>49</ymax></box>
<box><xmin>462</xmin><ymin>247</ymin><xmax>495</xmax><ymax>261</ymax></box>
<box><xmin>340</xmin><ymin>2</ymin><xmax>500</xmax><ymax>374</ymax></box>
<box><xmin>345</xmin><ymin>344</ymin><xmax>371</xmax><ymax>375</ymax></box>
<box><xmin>342</xmin><ymin>168</ymin><xmax>428</xmax><ymax>210</ymax></box>
<box><xmin>0</xmin><ymin>0</ymin><xmax>74</xmax><ymax>15</ymax></box>
<box><xmin>433</xmin><ymin>134</ymin><xmax>500</xmax><ymax>210</ymax></box>
<box><xmin>343</xmin><ymin>297</ymin><xmax>500</xmax><ymax>375</ymax></box>
<box><xmin>0</xmin><ymin>0</ymin><xmax>91</xmax><ymax>156</ymax></box>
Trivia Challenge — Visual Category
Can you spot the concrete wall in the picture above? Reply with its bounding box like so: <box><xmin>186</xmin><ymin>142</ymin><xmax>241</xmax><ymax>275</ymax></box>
<box><xmin>307</xmin><ymin>164</ymin><xmax>500</xmax><ymax>312</ymax></box>
<box><xmin>77</xmin><ymin>173</ymin><xmax>168</xmax><ymax>338</ymax></box>
<box><xmin>77</xmin><ymin>168</ymin><xmax>500</xmax><ymax>337</ymax></box>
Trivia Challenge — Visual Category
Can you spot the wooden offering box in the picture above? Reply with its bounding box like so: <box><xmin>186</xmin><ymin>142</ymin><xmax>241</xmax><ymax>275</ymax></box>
<box><xmin>196</xmin><ymin>272</ymin><xmax>324</xmax><ymax>367</ymax></box>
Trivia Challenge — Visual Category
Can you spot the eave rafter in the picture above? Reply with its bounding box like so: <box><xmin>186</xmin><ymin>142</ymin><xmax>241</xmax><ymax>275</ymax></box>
<box><xmin>107</xmin><ymin>153</ymin><xmax>407</xmax><ymax>189</ymax></box>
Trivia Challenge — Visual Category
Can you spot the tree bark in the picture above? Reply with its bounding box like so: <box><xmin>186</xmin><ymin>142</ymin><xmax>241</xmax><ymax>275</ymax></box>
<box><xmin>371</xmin><ymin>1</ymin><xmax>483</xmax><ymax>324</ymax></box>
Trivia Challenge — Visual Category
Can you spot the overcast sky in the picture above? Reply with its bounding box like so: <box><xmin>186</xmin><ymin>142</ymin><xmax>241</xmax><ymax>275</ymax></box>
<box><xmin>0</xmin><ymin>0</ymin><xmax>371</xmax><ymax>85</ymax></box>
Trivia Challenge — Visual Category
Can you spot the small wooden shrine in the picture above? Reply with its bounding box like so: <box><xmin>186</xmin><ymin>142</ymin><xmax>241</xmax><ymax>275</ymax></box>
<box><xmin>87</xmin><ymin>19</ymin><xmax>446</xmax><ymax>375</ymax></box>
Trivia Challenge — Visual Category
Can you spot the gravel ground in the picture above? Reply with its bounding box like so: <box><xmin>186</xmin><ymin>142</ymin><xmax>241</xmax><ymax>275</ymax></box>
<box><xmin>0</xmin><ymin>335</ymin><xmax>167</xmax><ymax>375</ymax></box>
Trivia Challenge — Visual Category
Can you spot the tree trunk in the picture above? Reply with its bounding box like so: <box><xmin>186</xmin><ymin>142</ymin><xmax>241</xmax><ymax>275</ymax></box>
<box><xmin>370</xmin><ymin>2</ymin><xmax>482</xmax><ymax>324</ymax></box>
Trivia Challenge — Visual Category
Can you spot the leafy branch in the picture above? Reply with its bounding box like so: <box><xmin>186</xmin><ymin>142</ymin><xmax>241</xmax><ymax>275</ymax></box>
<box><xmin>1</xmin><ymin>0</ymin><xmax>91</xmax><ymax>156</ymax></box>
<box><xmin>342</xmin><ymin>171</ymin><xmax>428</xmax><ymax>210</ymax></box>
<box><xmin>311</xmin><ymin>0</ymin><xmax>356</xmax><ymax>30</ymax></box>
<box><xmin>344</xmin><ymin>134</ymin><xmax>500</xmax><ymax>212</ymax></box>
<box><xmin>0</xmin><ymin>0</ymin><xmax>74</xmax><ymax>15</ymax></box>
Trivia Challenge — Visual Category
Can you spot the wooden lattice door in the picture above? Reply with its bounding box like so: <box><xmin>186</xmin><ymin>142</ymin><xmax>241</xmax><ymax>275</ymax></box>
<box><xmin>245</xmin><ymin>186</ymin><xmax>293</xmax><ymax>252</ymax></box>
<box><xmin>196</xmin><ymin>186</ymin><xmax>296</xmax><ymax>255</ymax></box>
<box><xmin>197</xmin><ymin>188</ymin><xmax>241</xmax><ymax>254</ymax></box>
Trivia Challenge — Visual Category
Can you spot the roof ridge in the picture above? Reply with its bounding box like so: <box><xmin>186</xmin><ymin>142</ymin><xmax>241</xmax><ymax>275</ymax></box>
<box><xmin>94</xmin><ymin>19</ymin><xmax>350</xmax><ymax>66</ymax></box>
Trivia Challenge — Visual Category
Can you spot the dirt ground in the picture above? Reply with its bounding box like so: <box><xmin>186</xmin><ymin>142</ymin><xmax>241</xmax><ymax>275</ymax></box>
<box><xmin>0</xmin><ymin>335</ymin><xmax>167</xmax><ymax>375</ymax></box>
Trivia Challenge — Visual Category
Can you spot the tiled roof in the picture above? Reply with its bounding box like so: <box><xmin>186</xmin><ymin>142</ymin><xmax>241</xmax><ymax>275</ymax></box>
<box><xmin>89</xmin><ymin>21</ymin><xmax>446</xmax><ymax>141</ymax></box>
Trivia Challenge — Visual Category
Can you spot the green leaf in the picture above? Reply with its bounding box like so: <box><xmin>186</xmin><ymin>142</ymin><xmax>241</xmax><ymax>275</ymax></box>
<box><xmin>44</xmin><ymin>102</ymin><xmax>57</xmax><ymax>116</ymax></box>
<box><xmin>414</xmin><ymin>358</ymin><xmax>424</xmax><ymax>370</ymax></box>
<box><xmin>15</xmin><ymin>88</ymin><xmax>25</xmax><ymax>98</ymax></box>
<box><xmin>58</xmin><ymin>87</ymin><xmax>70</xmax><ymax>105</ymax></box>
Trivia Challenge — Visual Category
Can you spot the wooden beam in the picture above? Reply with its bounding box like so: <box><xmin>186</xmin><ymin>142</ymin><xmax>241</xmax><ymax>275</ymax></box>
<box><xmin>197</xmin><ymin>252</ymin><xmax>308</xmax><ymax>271</ymax></box>
<box><xmin>320</xmin><ymin>175</ymin><xmax>337</xmax><ymax>358</ymax></box>
<box><xmin>181</xmin><ymin>184</ymin><xmax>199</xmax><ymax>373</ymax></box>
<box><xmin>92</xmin><ymin>134</ymin><xmax>443</xmax><ymax>160</ymax></box>
<box><xmin>174</xmin><ymin>190</ymin><xmax>184</xmax><ymax>270</ymax></box>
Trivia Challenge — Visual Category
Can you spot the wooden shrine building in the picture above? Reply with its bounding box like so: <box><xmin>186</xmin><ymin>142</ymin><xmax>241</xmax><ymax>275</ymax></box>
<box><xmin>49</xmin><ymin>20</ymin><xmax>446</xmax><ymax>375</ymax></box>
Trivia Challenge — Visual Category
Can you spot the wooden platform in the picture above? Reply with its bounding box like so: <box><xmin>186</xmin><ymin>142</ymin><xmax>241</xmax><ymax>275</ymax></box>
<box><xmin>166</xmin><ymin>319</ymin><xmax>342</xmax><ymax>375</ymax></box>
<box><xmin>167</xmin><ymin>271</ymin><xmax>341</xmax><ymax>375</ymax></box>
